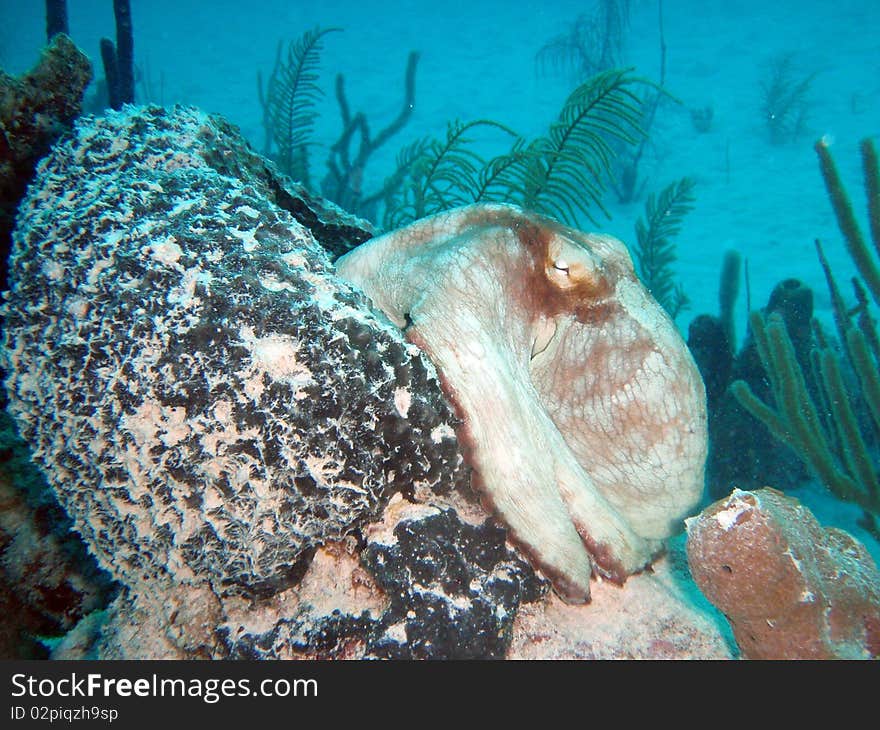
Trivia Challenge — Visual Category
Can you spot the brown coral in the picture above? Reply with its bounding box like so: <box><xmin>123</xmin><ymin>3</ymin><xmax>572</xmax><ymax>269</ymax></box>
<box><xmin>0</xmin><ymin>471</ymin><xmax>112</xmax><ymax>653</ymax></box>
<box><xmin>0</xmin><ymin>33</ymin><xmax>91</xmax><ymax>289</ymax></box>
<box><xmin>686</xmin><ymin>487</ymin><xmax>880</xmax><ymax>659</ymax></box>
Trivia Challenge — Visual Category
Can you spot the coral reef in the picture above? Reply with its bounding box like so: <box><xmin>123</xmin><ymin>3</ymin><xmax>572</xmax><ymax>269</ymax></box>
<box><xmin>221</xmin><ymin>495</ymin><xmax>547</xmax><ymax>660</ymax></box>
<box><xmin>686</xmin><ymin>488</ymin><xmax>880</xmax><ymax>659</ymax></box>
<box><xmin>69</xmin><ymin>492</ymin><xmax>547</xmax><ymax>659</ymax></box>
<box><xmin>337</xmin><ymin>204</ymin><xmax>707</xmax><ymax>603</ymax></box>
<box><xmin>2</xmin><ymin>103</ymin><xmax>724</xmax><ymax>657</ymax></box>
<box><xmin>6</xmin><ymin>103</ymin><xmax>624</xmax><ymax>659</ymax></box>
<box><xmin>0</xmin><ymin>33</ymin><xmax>91</xmax><ymax>291</ymax></box>
<box><xmin>58</xmin><ymin>489</ymin><xmax>730</xmax><ymax>660</ymax></box>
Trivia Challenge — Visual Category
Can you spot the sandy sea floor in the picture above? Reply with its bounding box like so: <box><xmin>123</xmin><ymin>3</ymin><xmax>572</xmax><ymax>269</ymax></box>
<box><xmin>2</xmin><ymin>0</ymin><xmax>880</xmax><ymax>563</ymax></box>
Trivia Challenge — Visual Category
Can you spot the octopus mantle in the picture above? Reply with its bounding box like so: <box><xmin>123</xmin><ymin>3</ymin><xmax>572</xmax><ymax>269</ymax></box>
<box><xmin>337</xmin><ymin>205</ymin><xmax>708</xmax><ymax>602</ymax></box>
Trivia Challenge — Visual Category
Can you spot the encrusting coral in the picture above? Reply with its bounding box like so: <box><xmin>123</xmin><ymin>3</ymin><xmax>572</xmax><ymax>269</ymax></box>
<box><xmin>2</xmin><ymin>105</ymin><xmax>466</xmax><ymax>602</ymax></box>
<box><xmin>686</xmin><ymin>488</ymin><xmax>880</xmax><ymax>659</ymax></box>
<box><xmin>336</xmin><ymin>204</ymin><xmax>708</xmax><ymax>603</ymax></box>
<box><xmin>2</xmin><ymin>104</ymin><xmax>569</xmax><ymax>659</ymax></box>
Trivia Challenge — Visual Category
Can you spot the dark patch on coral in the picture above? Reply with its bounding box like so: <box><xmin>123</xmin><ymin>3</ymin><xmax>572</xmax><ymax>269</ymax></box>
<box><xmin>221</xmin><ymin>508</ymin><xmax>546</xmax><ymax>660</ymax></box>
<box><xmin>358</xmin><ymin>510</ymin><xmax>546</xmax><ymax>659</ymax></box>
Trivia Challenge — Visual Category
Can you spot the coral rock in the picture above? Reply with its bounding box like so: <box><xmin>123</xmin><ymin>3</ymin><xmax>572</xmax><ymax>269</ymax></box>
<box><xmin>79</xmin><ymin>491</ymin><xmax>547</xmax><ymax>660</ymax></box>
<box><xmin>509</xmin><ymin>534</ymin><xmax>734</xmax><ymax>659</ymax></box>
<box><xmin>0</xmin><ymin>34</ymin><xmax>92</xmax><ymax>290</ymax></box>
<box><xmin>2</xmin><ymin>102</ymin><xmax>725</xmax><ymax>660</ymax></box>
<box><xmin>2</xmin><ymin>105</ymin><xmax>466</xmax><ymax>602</ymax></box>
<box><xmin>686</xmin><ymin>487</ymin><xmax>880</xmax><ymax>659</ymax></box>
<box><xmin>219</xmin><ymin>493</ymin><xmax>546</xmax><ymax>660</ymax></box>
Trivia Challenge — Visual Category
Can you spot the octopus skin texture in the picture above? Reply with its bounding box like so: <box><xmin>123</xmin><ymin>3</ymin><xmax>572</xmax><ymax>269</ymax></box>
<box><xmin>336</xmin><ymin>204</ymin><xmax>708</xmax><ymax>603</ymax></box>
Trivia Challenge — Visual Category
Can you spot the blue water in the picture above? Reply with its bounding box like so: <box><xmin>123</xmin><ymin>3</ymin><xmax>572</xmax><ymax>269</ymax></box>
<box><xmin>3</xmin><ymin>2</ymin><xmax>877</xmax><ymax>314</ymax></box>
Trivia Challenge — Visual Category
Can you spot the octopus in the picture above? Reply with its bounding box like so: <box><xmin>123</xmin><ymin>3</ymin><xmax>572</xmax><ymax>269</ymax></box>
<box><xmin>336</xmin><ymin>204</ymin><xmax>707</xmax><ymax>603</ymax></box>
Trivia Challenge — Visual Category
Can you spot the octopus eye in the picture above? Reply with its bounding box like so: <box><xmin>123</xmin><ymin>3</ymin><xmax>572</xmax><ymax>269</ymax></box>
<box><xmin>553</xmin><ymin>259</ymin><xmax>569</xmax><ymax>274</ymax></box>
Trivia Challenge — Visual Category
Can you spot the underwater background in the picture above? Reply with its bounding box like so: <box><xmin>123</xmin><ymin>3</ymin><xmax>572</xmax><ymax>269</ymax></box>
<box><xmin>1</xmin><ymin>0</ymin><xmax>879</xmax><ymax>658</ymax></box>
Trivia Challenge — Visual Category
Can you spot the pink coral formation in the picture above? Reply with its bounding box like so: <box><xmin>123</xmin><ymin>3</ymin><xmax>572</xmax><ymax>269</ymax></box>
<box><xmin>686</xmin><ymin>487</ymin><xmax>880</xmax><ymax>659</ymax></box>
<box><xmin>337</xmin><ymin>205</ymin><xmax>707</xmax><ymax>603</ymax></box>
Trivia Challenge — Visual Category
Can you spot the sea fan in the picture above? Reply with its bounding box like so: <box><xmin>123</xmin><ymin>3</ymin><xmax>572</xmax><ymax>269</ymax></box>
<box><xmin>266</xmin><ymin>26</ymin><xmax>340</xmax><ymax>183</ymax></box>
<box><xmin>380</xmin><ymin>69</ymin><xmax>647</xmax><ymax>229</ymax></box>
<box><xmin>536</xmin><ymin>1</ymin><xmax>631</xmax><ymax>81</ymax></box>
<box><xmin>520</xmin><ymin>67</ymin><xmax>646</xmax><ymax>224</ymax></box>
<box><xmin>383</xmin><ymin>119</ymin><xmax>517</xmax><ymax>229</ymax></box>
<box><xmin>633</xmin><ymin>177</ymin><xmax>695</xmax><ymax>318</ymax></box>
